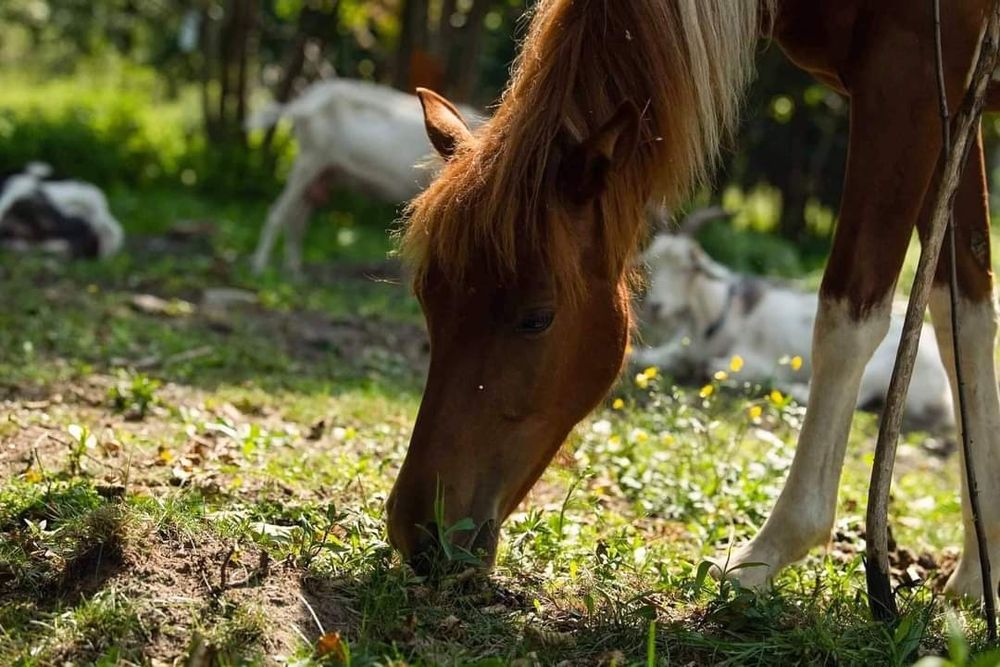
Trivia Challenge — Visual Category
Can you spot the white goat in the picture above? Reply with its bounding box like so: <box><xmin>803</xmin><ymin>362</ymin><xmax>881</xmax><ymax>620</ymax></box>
<box><xmin>0</xmin><ymin>163</ymin><xmax>123</xmax><ymax>259</ymax></box>
<box><xmin>247</xmin><ymin>79</ymin><xmax>480</xmax><ymax>275</ymax></box>
<box><xmin>635</xmin><ymin>232</ymin><xmax>954</xmax><ymax>430</ymax></box>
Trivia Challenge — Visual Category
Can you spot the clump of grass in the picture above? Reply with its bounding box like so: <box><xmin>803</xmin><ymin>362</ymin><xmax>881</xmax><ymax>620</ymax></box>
<box><xmin>108</xmin><ymin>370</ymin><xmax>161</xmax><ymax>420</ymax></box>
<box><xmin>40</xmin><ymin>587</ymin><xmax>144</xmax><ymax>666</ymax></box>
<box><xmin>191</xmin><ymin>603</ymin><xmax>268</xmax><ymax>664</ymax></box>
<box><xmin>65</xmin><ymin>424</ymin><xmax>98</xmax><ymax>476</ymax></box>
<box><xmin>0</xmin><ymin>481</ymin><xmax>127</xmax><ymax>597</ymax></box>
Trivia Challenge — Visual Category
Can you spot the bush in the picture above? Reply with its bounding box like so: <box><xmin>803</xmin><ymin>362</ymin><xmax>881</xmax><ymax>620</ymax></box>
<box><xmin>0</xmin><ymin>72</ymin><xmax>288</xmax><ymax>199</ymax></box>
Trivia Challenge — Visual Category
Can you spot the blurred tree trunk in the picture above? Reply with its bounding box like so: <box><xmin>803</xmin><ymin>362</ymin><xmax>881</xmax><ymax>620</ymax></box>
<box><xmin>262</xmin><ymin>2</ymin><xmax>341</xmax><ymax>153</ymax></box>
<box><xmin>437</xmin><ymin>0</ymin><xmax>458</xmax><ymax>59</ymax></box>
<box><xmin>200</xmin><ymin>2</ymin><xmax>219</xmax><ymax>140</ymax></box>
<box><xmin>392</xmin><ymin>0</ymin><xmax>488</xmax><ymax>99</ymax></box>
<box><xmin>446</xmin><ymin>0</ymin><xmax>489</xmax><ymax>101</ymax></box>
<box><xmin>201</xmin><ymin>0</ymin><xmax>259</xmax><ymax>146</ymax></box>
<box><xmin>393</xmin><ymin>0</ymin><xmax>429</xmax><ymax>91</ymax></box>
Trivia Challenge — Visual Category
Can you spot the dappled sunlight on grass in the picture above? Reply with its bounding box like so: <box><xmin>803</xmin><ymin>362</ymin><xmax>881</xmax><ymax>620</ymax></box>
<box><xmin>0</xmin><ymin>189</ymin><xmax>993</xmax><ymax>665</ymax></box>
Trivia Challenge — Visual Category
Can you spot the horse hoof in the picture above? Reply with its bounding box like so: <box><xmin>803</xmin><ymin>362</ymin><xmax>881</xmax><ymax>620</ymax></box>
<box><xmin>943</xmin><ymin>559</ymin><xmax>998</xmax><ymax>603</ymax></box>
<box><xmin>708</xmin><ymin>544</ymin><xmax>776</xmax><ymax>591</ymax></box>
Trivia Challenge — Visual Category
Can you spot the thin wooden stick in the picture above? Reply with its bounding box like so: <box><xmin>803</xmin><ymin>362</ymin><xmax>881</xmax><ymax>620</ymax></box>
<box><xmin>936</xmin><ymin>0</ymin><xmax>999</xmax><ymax>642</ymax></box>
<box><xmin>866</xmin><ymin>2</ymin><xmax>1000</xmax><ymax>627</ymax></box>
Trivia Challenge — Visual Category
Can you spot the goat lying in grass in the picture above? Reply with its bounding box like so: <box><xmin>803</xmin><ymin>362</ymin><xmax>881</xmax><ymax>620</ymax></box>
<box><xmin>635</xmin><ymin>232</ymin><xmax>954</xmax><ymax>430</ymax></box>
<box><xmin>247</xmin><ymin>78</ymin><xmax>480</xmax><ymax>276</ymax></box>
<box><xmin>0</xmin><ymin>163</ymin><xmax>123</xmax><ymax>259</ymax></box>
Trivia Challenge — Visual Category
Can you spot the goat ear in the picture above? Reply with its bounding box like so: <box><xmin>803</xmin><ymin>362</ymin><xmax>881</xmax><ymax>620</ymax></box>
<box><xmin>678</xmin><ymin>206</ymin><xmax>730</xmax><ymax>237</ymax></box>
<box><xmin>560</xmin><ymin>101</ymin><xmax>640</xmax><ymax>203</ymax></box>
<box><xmin>416</xmin><ymin>88</ymin><xmax>473</xmax><ymax>160</ymax></box>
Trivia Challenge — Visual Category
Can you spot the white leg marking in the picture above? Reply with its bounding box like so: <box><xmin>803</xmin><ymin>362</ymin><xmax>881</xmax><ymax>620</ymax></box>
<box><xmin>718</xmin><ymin>298</ymin><xmax>891</xmax><ymax>588</ymax></box>
<box><xmin>928</xmin><ymin>288</ymin><xmax>1000</xmax><ymax>602</ymax></box>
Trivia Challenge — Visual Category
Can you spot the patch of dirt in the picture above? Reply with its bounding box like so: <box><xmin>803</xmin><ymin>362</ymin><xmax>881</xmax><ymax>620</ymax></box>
<box><xmin>67</xmin><ymin>526</ymin><xmax>354</xmax><ymax>663</ymax></box>
<box><xmin>828</xmin><ymin>520</ymin><xmax>952</xmax><ymax>593</ymax></box>
<box><xmin>229</xmin><ymin>304</ymin><xmax>429</xmax><ymax>371</ymax></box>
<box><xmin>108</xmin><ymin>286</ymin><xmax>429</xmax><ymax>378</ymax></box>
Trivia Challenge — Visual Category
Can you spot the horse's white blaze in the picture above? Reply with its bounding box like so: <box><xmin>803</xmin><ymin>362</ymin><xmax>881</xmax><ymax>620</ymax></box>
<box><xmin>721</xmin><ymin>298</ymin><xmax>891</xmax><ymax>587</ymax></box>
<box><xmin>927</xmin><ymin>288</ymin><xmax>1000</xmax><ymax>601</ymax></box>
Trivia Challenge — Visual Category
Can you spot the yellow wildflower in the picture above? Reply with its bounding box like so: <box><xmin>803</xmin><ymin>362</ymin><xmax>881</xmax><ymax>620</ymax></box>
<box><xmin>699</xmin><ymin>384</ymin><xmax>715</xmax><ymax>399</ymax></box>
<box><xmin>612</xmin><ymin>398</ymin><xmax>625</xmax><ymax>410</ymax></box>
<box><xmin>730</xmin><ymin>355</ymin><xmax>744</xmax><ymax>372</ymax></box>
<box><xmin>713</xmin><ymin>370</ymin><xmax>728</xmax><ymax>381</ymax></box>
<box><xmin>769</xmin><ymin>389</ymin><xmax>784</xmax><ymax>405</ymax></box>
<box><xmin>747</xmin><ymin>405</ymin><xmax>763</xmax><ymax>420</ymax></box>
<box><xmin>642</xmin><ymin>366</ymin><xmax>659</xmax><ymax>380</ymax></box>
<box><xmin>634</xmin><ymin>373</ymin><xmax>650</xmax><ymax>389</ymax></box>
<box><xmin>790</xmin><ymin>355</ymin><xmax>803</xmax><ymax>371</ymax></box>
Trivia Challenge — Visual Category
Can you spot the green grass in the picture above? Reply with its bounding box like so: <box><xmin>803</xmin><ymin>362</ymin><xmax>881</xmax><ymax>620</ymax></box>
<box><xmin>0</xmin><ymin>186</ymin><xmax>998</xmax><ymax>666</ymax></box>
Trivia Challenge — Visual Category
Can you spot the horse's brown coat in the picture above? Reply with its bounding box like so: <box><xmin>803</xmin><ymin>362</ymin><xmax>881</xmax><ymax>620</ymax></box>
<box><xmin>387</xmin><ymin>0</ymin><xmax>1000</xmax><ymax>573</ymax></box>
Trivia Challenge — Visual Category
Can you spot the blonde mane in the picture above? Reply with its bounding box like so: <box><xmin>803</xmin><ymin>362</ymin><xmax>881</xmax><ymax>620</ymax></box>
<box><xmin>402</xmin><ymin>0</ymin><xmax>773</xmax><ymax>295</ymax></box>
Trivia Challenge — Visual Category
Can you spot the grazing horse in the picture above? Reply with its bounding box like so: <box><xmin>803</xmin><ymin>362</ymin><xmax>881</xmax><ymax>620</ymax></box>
<box><xmin>387</xmin><ymin>0</ymin><xmax>1000</xmax><ymax>601</ymax></box>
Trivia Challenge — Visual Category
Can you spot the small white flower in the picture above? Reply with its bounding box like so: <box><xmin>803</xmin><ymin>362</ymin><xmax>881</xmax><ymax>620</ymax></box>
<box><xmin>591</xmin><ymin>419</ymin><xmax>613</xmax><ymax>436</ymax></box>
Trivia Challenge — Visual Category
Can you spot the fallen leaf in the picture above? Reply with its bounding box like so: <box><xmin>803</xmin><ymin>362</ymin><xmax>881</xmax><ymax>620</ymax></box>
<box><xmin>96</xmin><ymin>484</ymin><xmax>126</xmax><ymax>499</ymax></box>
<box><xmin>130</xmin><ymin>293</ymin><xmax>195</xmax><ymax>317</ymax></box>
<box><xmin>598</xmin><ymin>650</ymin><xmax>626</xmax><ymax>667</ymax></box>
<box><xmin>315</xmin><ymin>631</ymin><xmax>347</xmax><ymax>662</ymax></box>
<box><xmin>307</xmin><ymin>419</ymin><xmax>326</xmax><ymax>440</ymax></box>
<box><xmin>525</xmin><ymin>626</ymin><xmax>576</xmax><ymax>649</ymax></box>
<box><xmin>438</xmin><ymin>614</ymin><xmax>463</xmax><ymax>637</ymax></box>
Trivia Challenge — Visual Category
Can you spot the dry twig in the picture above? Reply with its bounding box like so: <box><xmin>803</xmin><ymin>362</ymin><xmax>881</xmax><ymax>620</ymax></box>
<box><xmin>866</xmin><ymin>2</ymin><xmax>1000</xmax><ymax>635</ymax></box>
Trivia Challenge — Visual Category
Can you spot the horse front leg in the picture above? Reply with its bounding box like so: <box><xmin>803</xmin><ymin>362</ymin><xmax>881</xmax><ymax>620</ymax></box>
<box><xmin>721</xmin><ymin>297</ymin><xmax>895</xmax><ymax>586</ymax></box>
<box><xmin>924</xmin><ymin>130</ymin><xmax>1000</xmax><ymax>602</ymax></box>
<box><xmin>719</xmin><ymin>60</ymin><xmax>942</xmax><ymax>587</ymax></box>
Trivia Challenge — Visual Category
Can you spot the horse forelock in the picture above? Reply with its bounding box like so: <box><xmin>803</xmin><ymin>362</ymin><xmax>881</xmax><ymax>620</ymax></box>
<box><xmin>401</xmin><ymin>0</ymin><xmax>774</xmax><ymax>299</ymax></box>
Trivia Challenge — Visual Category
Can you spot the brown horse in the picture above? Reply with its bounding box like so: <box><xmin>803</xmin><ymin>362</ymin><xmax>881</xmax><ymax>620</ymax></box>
<box><xmin>386</xmin><ymin>0</ymin><xmax>1000</xmax><ymax>600</ymax></box>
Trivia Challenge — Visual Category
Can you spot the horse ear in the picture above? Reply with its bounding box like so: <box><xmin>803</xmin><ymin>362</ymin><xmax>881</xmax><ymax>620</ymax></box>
<box><xmin>560</xmin><ymin>101</ymin><xmax>640</xmax><ymax>203</ymax></box>
<box><xmin>416</xmin><ymin>87</ymin><xmax>473</xmax><ymax>160</ymax></box>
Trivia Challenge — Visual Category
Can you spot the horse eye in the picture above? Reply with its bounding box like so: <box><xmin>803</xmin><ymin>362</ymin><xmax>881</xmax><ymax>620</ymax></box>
<box><xmin>515</xmin><ymin>308</ymin><xmax>555</xmax><ymax>335</ymax></box>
